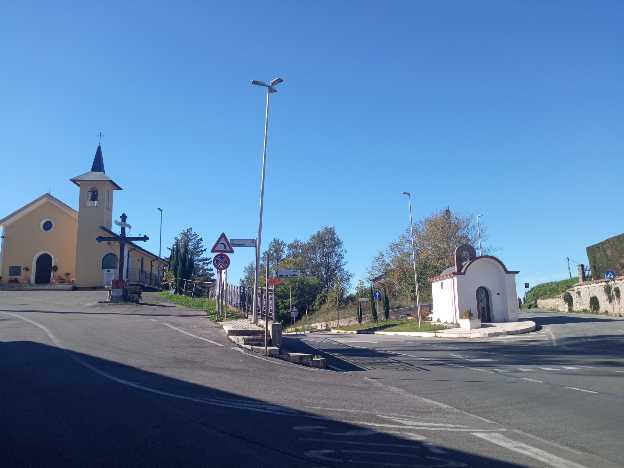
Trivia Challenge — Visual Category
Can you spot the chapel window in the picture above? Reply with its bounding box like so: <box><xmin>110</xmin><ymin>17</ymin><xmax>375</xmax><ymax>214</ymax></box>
<box><xmin>9</xmin><ymin>266</ymin><xmax>22</xmax><ymax>276</ymax></box>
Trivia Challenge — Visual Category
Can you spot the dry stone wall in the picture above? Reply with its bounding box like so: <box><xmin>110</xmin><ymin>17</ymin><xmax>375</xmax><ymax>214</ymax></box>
<box><xmin>537</xmin><ymin>278</ymin><xmax>624</xmax><ymax>316</ymax></box>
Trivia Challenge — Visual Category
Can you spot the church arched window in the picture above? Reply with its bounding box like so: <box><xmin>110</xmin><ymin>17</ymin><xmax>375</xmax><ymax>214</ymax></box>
<box><xmin>87</xmin><ymin>187</ymin><xmax>99</xmax><ymax>206</ymax></box>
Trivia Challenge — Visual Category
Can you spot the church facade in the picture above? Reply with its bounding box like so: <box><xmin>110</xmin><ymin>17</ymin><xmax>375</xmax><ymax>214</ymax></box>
<box><xmin>0</xmin><ymin>145</ymin><xmax>166</xmax><ymax>289</ymax></box>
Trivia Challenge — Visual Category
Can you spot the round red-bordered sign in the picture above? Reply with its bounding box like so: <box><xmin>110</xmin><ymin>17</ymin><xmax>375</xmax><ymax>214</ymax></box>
<box><xmin>213</xmin><ymin>253</ymin><xmax>230</xmax><ymax>271</ymax></box>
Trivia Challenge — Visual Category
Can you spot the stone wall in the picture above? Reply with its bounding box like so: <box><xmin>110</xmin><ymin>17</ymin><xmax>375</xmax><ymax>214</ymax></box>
<box><xmin>537</xmin><ymin>278</ymin><xmax>624</xmax><ymax>316</ymax></box>
<box><xmin>536</xmin><ymin>297</ymin><xmax>567</xmax><ymax>312</ymax></box>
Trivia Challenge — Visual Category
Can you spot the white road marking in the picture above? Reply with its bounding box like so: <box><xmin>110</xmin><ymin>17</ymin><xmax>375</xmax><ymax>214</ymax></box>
<box><xmin>471</xmin><ymin>432</ymin><xmax>587</xmax><ymax>468</ymax></box>
<box><xmin>300</xmin><ymin>438</ymin><xmax>422</xmax><ymax>448</ymax></box>
<box><xmin>539</xmin><ymin>367</ymin><xmax>559</xmax><ymax>371</ymax></box>
<box><xmin>545</xmin><ymin>328</ymin><xmax>558</xmax><ymax>346</ymax></box>
<box><xmin>615</xmin><ymin>370</ymin><xmax>624</xmax><ymax>373</ymax></box>
<box><xmin>348</xmin><ymin>340</ymin><xmax>379</xmax><ymax>343</ymax></box>
<box><xmin>162</xmin><ymin>323</ymin><xmax>224</xmax><ymax>346</ymax></box>
<box><xmin>379</xmin><ymin>416</ymin><xmax>471</xmax><ymax>428</ymax></box>
<box><xmin>0</xmin><ymin>312</ymin><xmax>313</xmax><ymax>417</ymax></box>
<box><xmin>353</xmin><ymin>422</ymin><xmax>499</xmax><ymax>432</ymax></box>
<box><xmin>562</xmin><ymin>366</ymin><xmax>579</xmax><ymax>370</ymax></box>
<box><xmin>517</xmin><ymin>368</ymin><xmax>532</xmax><ymax>372</ymax></box>
<box><xmin>522</xmin><ymin>377</ymin><xmax>543</xmax><ymax>384</ymax></box>
<box><xmin>565</xmin><ymin>386</ymin><xmax>598</xmax><ymax>395</ymax></box>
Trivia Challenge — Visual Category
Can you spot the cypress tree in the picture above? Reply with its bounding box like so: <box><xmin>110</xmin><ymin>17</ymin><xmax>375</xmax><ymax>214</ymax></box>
<box><xmin>383</xmin><ymin>286</ymin><xmax>390</xmax><ymax>320</ymax></box>
<box><xmin>370</xmin><ymin>286</ymin><xmax>378</xmax><ymax>322</ymax></box>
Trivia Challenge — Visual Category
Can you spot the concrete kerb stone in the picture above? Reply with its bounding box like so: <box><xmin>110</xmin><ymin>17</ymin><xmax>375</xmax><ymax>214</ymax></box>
<box><xmin>329</xmin><ymin>320</ymin><xmax>537</xmax><ymax>339</ymax></box>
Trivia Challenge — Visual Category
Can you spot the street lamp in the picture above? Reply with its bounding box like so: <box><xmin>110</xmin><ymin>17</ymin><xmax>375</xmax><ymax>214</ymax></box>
<box><xmin>157</xmin><ymin>208</ymin><xmax>163</xmax><ymax>258</ymax></box>
<box><xmin>402</xmin><ymin>192</ymin><xmax>421</xmax><ymax>327</ymax></box>
<box><xmin>476</xmin><ymin>213</ymin><xmax>483</xmax><ymax>256</ymax></box>
<box><xmin>251</xmin><ymin>77</ymin><xmax>284</xmax><ymax>323</ymax></box>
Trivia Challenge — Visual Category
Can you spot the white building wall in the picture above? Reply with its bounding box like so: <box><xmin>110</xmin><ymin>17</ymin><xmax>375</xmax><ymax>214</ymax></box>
<box><xmin>505</xmin><ymin>275</ymin><xmax>520</xmax><ymax>320</ymax></box>
<box><xmin>432</xmin><ymin>277</ymin><xmax>458</xmax><ymax>323</ymax></box>
<box><xmin>456</xmin><ymin>259</ymin><xmax>512</xmax><ymax>322</ymax></box>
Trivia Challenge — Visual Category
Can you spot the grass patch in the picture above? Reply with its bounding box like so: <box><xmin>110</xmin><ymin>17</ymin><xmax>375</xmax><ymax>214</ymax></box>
<box><xmin>159</xmin><ymin>291</ymin><xmax>242</xmax><ymax>321</ymax></box>
<box><xmin>336</xmin><ymin>319</ymin><xmax>446</xmax><ymax>333</ymax></box>
<box><xmin>382</xmin><ymin>321</ymin><xmax>447</xmax><ymax>333</ymax></box>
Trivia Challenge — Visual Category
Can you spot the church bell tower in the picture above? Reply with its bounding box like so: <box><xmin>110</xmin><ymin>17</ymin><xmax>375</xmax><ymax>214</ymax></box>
<box><xmin>71</xmin><ymin>144</ymin><xmax>122</xmax><ymax>287</ymax></box>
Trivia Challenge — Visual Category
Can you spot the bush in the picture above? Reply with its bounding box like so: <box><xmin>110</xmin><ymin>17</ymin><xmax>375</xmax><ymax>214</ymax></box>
<box><xmin>604</xmin><ymin>284</ymin><xmax>614</xmax><ymax>304</ymax></box>
<box><xmin>615</xmin><ymin>287</ymin><xmax>621</xmax><ymax>302</ymax></box>
<box><xmin>589</xmin><ymin>296</ymin><xmax>600</xmax><ymax>313</ymax></box>
<box><xmin>562</xmin><ymin>292</ymin><xmax>573</xmax><ymax>312</ymax></box>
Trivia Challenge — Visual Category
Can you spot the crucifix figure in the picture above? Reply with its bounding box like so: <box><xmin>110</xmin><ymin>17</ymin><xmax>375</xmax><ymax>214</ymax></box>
<box><xmin>96</xmin><ymin>213</ymin><xmax>149</xmax><ymax>284</ymax></box>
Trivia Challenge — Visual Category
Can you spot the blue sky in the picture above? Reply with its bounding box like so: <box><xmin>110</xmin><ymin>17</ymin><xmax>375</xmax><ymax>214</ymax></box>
<box><xmin>1</xmin><ymin>1</ymin><xmax>623</xmax><ymax>290</ymax></box>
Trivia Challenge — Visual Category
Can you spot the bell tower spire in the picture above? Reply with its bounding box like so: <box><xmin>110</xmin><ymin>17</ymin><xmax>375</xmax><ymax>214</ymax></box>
<box><xmin>72</xmin><ymin>141</ymin><xmax>123</xmax><ymax>288</ymax></box>
<box><xmin>91</xmin><ymin>144</ymin><xmax>105</xmax><ymax>173</ymax></box>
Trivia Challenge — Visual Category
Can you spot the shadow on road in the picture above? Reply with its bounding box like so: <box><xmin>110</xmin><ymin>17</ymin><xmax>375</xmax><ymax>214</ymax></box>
<box><xmin>528</xmin><ymin>314</ymin><xmax>620</xmax><ymax>326</ymax></box>
<box><xmin>0</xmin><ymin>340</ymin><xmax>521</xmax><ymax>468</ymax></box>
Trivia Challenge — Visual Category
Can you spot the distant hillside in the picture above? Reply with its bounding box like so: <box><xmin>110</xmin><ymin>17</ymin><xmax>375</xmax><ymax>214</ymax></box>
<box><xmin>524</xmin><ymin>278</ymin><xmax>578</xmax><ymax>308</ymax></box>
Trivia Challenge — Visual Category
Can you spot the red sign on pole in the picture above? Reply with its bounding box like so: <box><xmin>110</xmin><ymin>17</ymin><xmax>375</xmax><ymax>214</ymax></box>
<box><xmin>268</xmin><ymin>278</ymin><xmax>283</xmax><ymax>286</ymax></box>
<box><xmin>213</xmin><ymin>253</ymin><xmax>230</xmax><ymax>271</ymax></box>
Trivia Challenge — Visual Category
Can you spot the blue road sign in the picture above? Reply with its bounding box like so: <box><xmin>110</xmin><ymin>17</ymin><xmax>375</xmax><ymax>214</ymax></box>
<box><xmin>605</xmin><ymin>270</ymin><xmax>616</xmax><ymax>281</ymax></box>
<box><xmin>374</xmin><ymin>290</ymin><xmax>382</xmax><ymax>301</ymax></box>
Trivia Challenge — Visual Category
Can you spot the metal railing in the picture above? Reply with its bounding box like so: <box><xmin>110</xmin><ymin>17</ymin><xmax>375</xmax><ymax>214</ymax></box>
<box><xmin>126</xmin><ymin>268</ymin><xmax>163</xmax><ymax>289</ymax></box>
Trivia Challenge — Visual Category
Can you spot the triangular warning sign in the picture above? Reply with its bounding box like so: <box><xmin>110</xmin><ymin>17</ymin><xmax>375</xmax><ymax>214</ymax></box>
<box><xmin>211</xmin><ymin>232</ymin><xmax>234</xmax><ymax>253</ymax></box>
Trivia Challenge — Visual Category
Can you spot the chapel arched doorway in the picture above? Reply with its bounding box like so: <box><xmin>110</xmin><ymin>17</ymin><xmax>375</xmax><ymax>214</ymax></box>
<box><xmin>476</xmin><ymin>286</ymin><xmax>491</xmax><ymax>322</ymax></box>
<box><xmin>35</xmin><ymin>253</ymin><xmax>53</xmax><ymax>284</ymax></box>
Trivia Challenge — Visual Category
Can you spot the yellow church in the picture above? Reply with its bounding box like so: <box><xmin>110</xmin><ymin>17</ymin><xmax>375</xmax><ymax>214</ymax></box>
<box><xmin>0</xmin><ymin>145</ymin><xmax>166</xmax><ymax>289</ymax></box>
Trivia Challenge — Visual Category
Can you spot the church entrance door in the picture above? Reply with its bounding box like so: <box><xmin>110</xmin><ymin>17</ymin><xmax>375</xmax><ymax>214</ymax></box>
<box><xmin>476</xmin><ymin>286</ymin><xmax>491</xmax><ymax>322</ymax></box>
<box><xmin>35</xmin><ymin>253</ymin><xmax>53</xmax><ymax>284</ymax></box>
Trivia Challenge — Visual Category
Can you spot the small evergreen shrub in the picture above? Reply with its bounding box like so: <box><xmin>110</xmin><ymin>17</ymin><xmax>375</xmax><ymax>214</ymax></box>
<box><xmin>614</xmin><ymin>286</ymin><xmax>621</xmax><ymax>302</ymax></box>
<box><xmin>589</xmin><ymin>296</ymin><xmax>600</xmax><ymax>313</ymax></box>
<box><xmin>604</xmin><ymin>284</ymin><xmax>614</xmax><ymax>304</ymax></box>
<box><xmin>563</xmin><ymin>292</ymin><xmax>573</xmax><ymax>312</ymax></box>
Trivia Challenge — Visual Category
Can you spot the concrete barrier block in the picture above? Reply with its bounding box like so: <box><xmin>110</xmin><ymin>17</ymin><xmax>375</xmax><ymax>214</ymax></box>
<box><xmin>271</xmin><ymin>323</ymin><xmax>282</xmax><ymax>347</ymax></box>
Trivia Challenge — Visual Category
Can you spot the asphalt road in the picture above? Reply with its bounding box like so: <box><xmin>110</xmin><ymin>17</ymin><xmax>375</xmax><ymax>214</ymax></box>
<box><xmin>0</xmin><ymin>292</ymin><xmax>621</xmax><ymax>468</ymax></box>
<box><xmin>289</xmin><ymin>311</ymin><xmax>624</xmax><ymax>468</ymax></box>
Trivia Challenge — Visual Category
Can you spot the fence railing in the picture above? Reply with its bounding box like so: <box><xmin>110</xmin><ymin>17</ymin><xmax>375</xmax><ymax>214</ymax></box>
<box><xmin>164</xmin><ymin>278</ymin><xmax>261</xmax><ymax>318</ymax></box>
<box><xmin>126</xmin><ymin>268</ymin><xmax>163</xmax><ymax>289</ymax></box>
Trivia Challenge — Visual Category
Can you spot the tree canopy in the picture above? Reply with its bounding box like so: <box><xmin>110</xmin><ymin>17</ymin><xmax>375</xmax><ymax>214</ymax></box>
<box><xmin>369</xmin><ymin>208</ymin><xmax>486</xmax><ymax>303</ymax></box>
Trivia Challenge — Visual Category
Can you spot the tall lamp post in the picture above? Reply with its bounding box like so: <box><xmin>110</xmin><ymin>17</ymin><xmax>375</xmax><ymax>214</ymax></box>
<box><xmin>157</xmin><ymin>208</ymin><xmax>163</xmax><ymax>258</ymax></box>
<box><xmin>476</xmin><ymin>213</ymin><xmax>483</xmax><ymax>256</ymax></box>
<box><xmin>251</xmin><ymin>77</ymin><xmax>284</xmax><ymax>323</ymax></box>
<box><xmin>402</xmin><ymin>192</ymin><xmax>421</xmax><ymax>327</ymax></box>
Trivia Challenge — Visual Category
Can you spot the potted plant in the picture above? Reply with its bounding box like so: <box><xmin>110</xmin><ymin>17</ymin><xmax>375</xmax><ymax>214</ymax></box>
<box><xmin>458</xmin><ymin>308</ymin><xmax>481</xmax><ymax>330</ymax></box>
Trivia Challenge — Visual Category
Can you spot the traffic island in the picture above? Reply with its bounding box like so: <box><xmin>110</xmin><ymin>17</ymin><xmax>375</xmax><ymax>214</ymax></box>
<box><xmin>327</xmin><ymin>319</ymin><xmax>536</xmax><ymax>338</ymax></box>
<box><xmin>222</xmin><ymin>319</ymin><xmax>327</xmax><ymax>368</ymax></box>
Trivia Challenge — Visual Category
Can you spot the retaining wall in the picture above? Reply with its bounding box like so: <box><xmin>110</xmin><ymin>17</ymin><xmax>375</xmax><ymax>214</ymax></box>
<box><xmin>536</xmin><ymin>278</ymin><xmax>624</xmax><ymax>316</ymax></box>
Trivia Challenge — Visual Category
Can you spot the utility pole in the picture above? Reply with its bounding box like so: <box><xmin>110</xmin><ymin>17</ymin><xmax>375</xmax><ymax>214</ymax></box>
<box><xmin>476</xmin><ymin>214</ymin><xmax>483</xmax><ymax>256</ymax></box>
<box><xmin>402</xmin><ymin>192</ymin><xmax>421</xmax><ymax>327</ymax></box>
<box><xmin>251</xmin><ymin>77</ymin><xmax>284</xmax><ymax>324</ymax></box>
<box><xmin>157</xmin><ymin>208</ymin><xmax>163</xmax><ymax>258</ymax></box>
<box><xmin>264</xmin><ymin>252</ymin><xmax>270</xmax><ymax>355</ymax></box>
<box><xmin>336</xmin><ymin>282</ymin><xmax>341</xmax><ymax>328</ymax></box>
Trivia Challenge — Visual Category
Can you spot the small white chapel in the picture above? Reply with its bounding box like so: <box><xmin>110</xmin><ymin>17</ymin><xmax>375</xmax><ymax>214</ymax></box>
<box><xmin>431</xmin><ymin>244</ymin><xmax>520</xmax><ymax>323</ymax></box>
